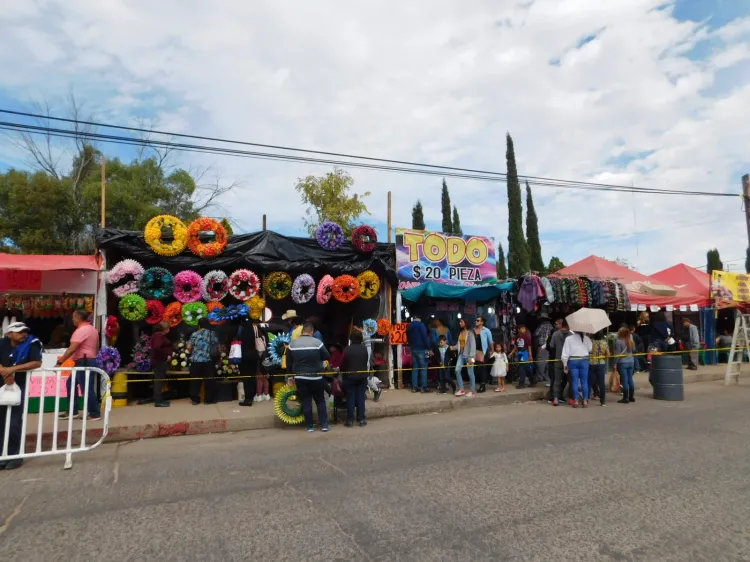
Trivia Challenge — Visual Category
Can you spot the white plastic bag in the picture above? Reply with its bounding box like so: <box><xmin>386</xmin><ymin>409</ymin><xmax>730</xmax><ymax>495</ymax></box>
<box><xmin>0</xmin><ymin>383</ymin><xmax>22</xmax><ymax>407</ymax></box>
<box><xmin>228</xmin><ymin>340</ymin><xmax>243</xmax><ymax>364</ymax></box>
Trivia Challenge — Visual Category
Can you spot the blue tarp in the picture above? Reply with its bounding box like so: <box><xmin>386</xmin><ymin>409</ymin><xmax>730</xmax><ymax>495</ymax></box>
<box><xmin>401</xmin><ymin>281</ymin><xmax>515</xmax><ymax>303</ymax></box>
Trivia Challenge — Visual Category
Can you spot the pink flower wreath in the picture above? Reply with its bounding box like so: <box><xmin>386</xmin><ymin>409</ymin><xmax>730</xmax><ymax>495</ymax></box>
<box><xmin>316</xmin><ymin>274</ymin><xmax>334</xmax><ymax>304</ymax></box>
<box><xmin>173</xmin><ymin>270</ymin><xmax>203</xmax><ymax>303</ymax></box>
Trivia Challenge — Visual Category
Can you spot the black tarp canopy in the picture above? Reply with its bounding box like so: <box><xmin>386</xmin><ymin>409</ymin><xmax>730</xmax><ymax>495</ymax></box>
<box><xmin>96</xmin><ymin>227</ymin><xmax>397</xmax><ymax>286</ymax></box>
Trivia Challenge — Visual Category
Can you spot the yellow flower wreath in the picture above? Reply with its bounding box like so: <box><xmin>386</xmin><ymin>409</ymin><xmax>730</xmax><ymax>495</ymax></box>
<box><xmin>144</xmin><ymin>215</ymin><xmax>188</xmax><ymax>256</ymax></box>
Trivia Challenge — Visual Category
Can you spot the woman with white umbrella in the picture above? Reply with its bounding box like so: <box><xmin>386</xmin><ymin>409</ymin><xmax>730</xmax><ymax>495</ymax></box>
<box><xmin>561</xmin><ymin>308</ymin><xmax>610</xmax><ymax>408</ymax></box>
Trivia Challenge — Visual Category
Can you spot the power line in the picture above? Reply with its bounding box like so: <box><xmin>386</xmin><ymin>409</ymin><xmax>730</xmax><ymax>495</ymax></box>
<box><xmin>0</xmin><ymin>119</ymin><xmax>738</xmax><ymax>199</ymax></box>
<box><xmin>0</xmin><ymin>109</ymin><xmax>740</xmax><ymax>198</ymax></box>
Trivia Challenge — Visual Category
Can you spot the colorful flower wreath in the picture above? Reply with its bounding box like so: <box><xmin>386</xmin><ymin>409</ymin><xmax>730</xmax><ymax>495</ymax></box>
<box><xmin>377</xmin><ymin>318</ymin><xmax>391</xmax><ymax>336</ymax></box>
<box><xmin>182</xmin><ymin>302</ymin><xmax>208</xmax><ymax>326</ymax></box>
<box><xmin>164</xmin><ymin>302</ymin><xmax>183</xmax><ymax>327</ymax></box>
<box><xmin>208</xmin><ymin>304</ymin><xmax>249</xmax><ymax>323</ymax></box>
<box><xmin>357</xmin><ymin>270</ymin><xmax>381</xmax><ymax>300</ymax></box>
<box><xmin>316</xmin><ymin>221</ymin><xmax>345</xmax><ymax>251</ymax></box>
<box><xmin>139</xmin><ymin>267</ymin><xmax>175</xmax><ymax>300</ymax></box>
<box><xmin>332</xmin><ymin>275</ymin><xmax>360</xmax><ymax>303</ymax></box>
<box><xmin>105</xmin><ymin>316</ymin><xmax>120</xmax><ymax>342</ymax></box>
<box><xmin>186</xmin><ymin>217</ymin><xmax>229</xmax><ymax>258</ymax></box>
<box><xmin>264</xmin><ymin>271</ymin><xmax>292</xmax><ymax>300</ymax></box>
<box><xmin>173</xmin><ymin>270</ymin><xmax>203</xmax><ymax>303</ymax></box>
<box><xmin>206</xmin><ymin>301</ymin><xmax>225</xmax><ymax>325</ymax></box>
<box><xmin>202</xmin><ymin>270</ymin><xmax>230</xmax><ymax>301</ymax></box>
<box><xmin>229</xmin><ymin>269</ymin><xmax>261</xmax><ymax>300</ymax></box>
<box><xmin>268</xmin><ymin>332</ymin><xmax>291</xmax><ymax>365</ymax></box>
<box><xmin>245</xmin><ymin>295</ymin><xmax>266</xmax><ymax>320</ymax></box>
<box><xmin>106</xmin><ymin>259</ymin><xmax>144</xmax><ymax>297</ymax></box>
<box><xmin>96</xmin><ymin>346</ymin><xmax>121</xmax><ymax>375</ymax></box>
<box><xmin>316</xmin><ymin>274</ymin><xmax>334</xmax><ymax>304</ymax></box>
<box><xmin>119</xmin><ymin>294</ymin><xmax>147</xmax><ymax>322</ymax></box>
<box><xmin>145</xmin><ymin>300</ymin><xmax>165</xmax><ymax>325</ymax></box>
<box><xmin>144</xmin><ymin>215</ymin><xmax>188</xmax><ymax>256</ymax></box>
<box><xmin>351</xmin><ymin>225</ymin><xmax>378</xmax><ymax>253</ymax></box>
<box><xmin>362</xmin><ymin>319</ymin><xmax>378</xmax><ymax>337</ymax></box>
<box><xmin>291</xmin><ymin>274</ymin><xmax>316</xmax><ymax>304</ymax></box>
<box><xmin>274</xmin><ymin>383</ymin><xmax>305</xmax><ymax>425</ymax></box>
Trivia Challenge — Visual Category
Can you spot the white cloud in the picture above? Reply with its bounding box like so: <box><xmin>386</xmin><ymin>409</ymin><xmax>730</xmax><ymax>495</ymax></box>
<box><xmin>0</xmin><ymin>0</ymin><xmax>748</xmax><ymax>273</ymax></box>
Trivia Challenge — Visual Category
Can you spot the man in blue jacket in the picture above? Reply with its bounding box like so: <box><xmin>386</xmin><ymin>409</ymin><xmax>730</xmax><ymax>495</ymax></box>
<box><xmin>406</xmin><ymin>314</ymin><xmax>431</xmax><ymax>393</ymax></box>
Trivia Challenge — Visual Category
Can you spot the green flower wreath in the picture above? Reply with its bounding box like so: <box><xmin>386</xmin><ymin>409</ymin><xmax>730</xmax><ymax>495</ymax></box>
<box><xmin>119</xmin><ymin>294</ymin><xmax>147</xmax><ymax>322</ymax></box>
<box><xmin>182</xmin><ymin>302</ymin><xmax>208</xmax><ymax>326</ymax></box>
<box><xmin>264</xmin><ymin>271</ymin><xmax>292</xmax><ymax>300</ymax></box>
<box><xmin>274</xmin><ymin>383</ymin><xmax>305</xmax><ymax>425</ymax></box>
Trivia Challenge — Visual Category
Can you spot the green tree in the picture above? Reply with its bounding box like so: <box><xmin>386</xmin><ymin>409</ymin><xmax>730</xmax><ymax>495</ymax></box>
<box><xmin>525</xmin><ymin>181</ymin><xmax>544</xmax><ymax>273</ymax></box>
<box><xmin>547</xmin><ymin>256</ymin><xmax>565</xmax><ymax>273</ymax></box>
<box><xmin>746</xmin><ymin>248</ymin><xmax>750</xmax><ymax>274</ymax></box>
<box><xmin>452</xmin><ymin>206</ymin><xmax>462</xmax><ymax>235</ymax></box>
<box><xmin>220</xmin><ymin>218</ymin><xmax>234</xmax><ymax>236</ymax></box>
<box><xmin>412</xmin><ymin>200</ymin><xmax>425</xmax><ymax>230</ymax></box>
<box><xmin>441</xmin><ymin>179</ymin><xmax>452</xmax><ymax>233</ymax></box>
<box><xmin>506</xmin><ymin>133</ymin><xmax>529</xmax><ymax>276</ymax></box>
<box><xmin>706</xmin><ymin>248</ymin><xmax>723</xmax><ymax>275</ymax></box>
<box><xmin>497</xmin><ymin>242</ymin><xmax>508</xmax><ymax>279</ymax></box>
<box><xmin>295</xmin><ymin>168</ymin><xmax>370</xmax><ymax>237</ymax></box>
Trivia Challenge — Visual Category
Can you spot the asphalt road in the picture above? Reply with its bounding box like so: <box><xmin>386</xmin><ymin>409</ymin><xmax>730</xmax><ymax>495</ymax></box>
<box><xmin>2</xmin><ymin>381</ymin><xmax>750</xmax><ymax>562</ymax></box>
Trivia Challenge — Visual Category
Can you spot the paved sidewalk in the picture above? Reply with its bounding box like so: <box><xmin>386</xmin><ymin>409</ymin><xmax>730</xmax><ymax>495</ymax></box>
<box><xmin>23</xmin><ymin>364</ymin><xmax>731</xmax><ymax>447</ymax></box>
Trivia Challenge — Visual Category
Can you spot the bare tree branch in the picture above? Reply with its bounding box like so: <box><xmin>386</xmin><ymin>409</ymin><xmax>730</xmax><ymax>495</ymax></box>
<box><xmin>193</xmin><ymin>170</ymin><xmax>242</xmax><ymax>214</ymax></box>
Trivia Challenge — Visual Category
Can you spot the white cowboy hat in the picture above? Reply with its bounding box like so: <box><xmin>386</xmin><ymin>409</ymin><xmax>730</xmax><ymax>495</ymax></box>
<box><xmin>281</xmin><ymin>310</ymin><xmax>299</xmax><ymax>320</ymax></box>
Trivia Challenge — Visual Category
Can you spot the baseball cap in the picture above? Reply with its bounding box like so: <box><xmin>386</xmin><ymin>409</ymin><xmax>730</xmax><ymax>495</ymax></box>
<box><xmin>5</xmin><ymin>322</ymin><xmax>30</xmax><ymax>333</ymax></box>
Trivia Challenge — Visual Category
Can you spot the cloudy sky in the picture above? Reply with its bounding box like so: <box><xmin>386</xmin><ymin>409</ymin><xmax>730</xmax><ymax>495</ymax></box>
<box><xmin>1</xmin><ymin>0</ymin><xmax>749</xmax><ymax>274</ymax></box>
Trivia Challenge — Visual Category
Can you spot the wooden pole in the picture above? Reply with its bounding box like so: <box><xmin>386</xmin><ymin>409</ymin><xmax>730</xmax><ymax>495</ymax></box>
<box><xmin>387</xmin><ymin>191</ymin><xmax>399</xmax><ymax>389</ymax></box>
<box><xmin>743</xmin><ymin>174</ymin><xmax>750</xmax><ymax>254</ymax></box>
<box><xmin>100</xmin><ymin>156</ymin><xmax>106</xmax><ymax>228</ymax></box>
<box><xmin>262</xmin><ymin>214</ymin><xmax>267</xmax><ymax>231</ymax></box>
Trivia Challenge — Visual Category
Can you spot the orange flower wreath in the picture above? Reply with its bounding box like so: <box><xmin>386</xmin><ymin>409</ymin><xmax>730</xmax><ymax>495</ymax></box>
<box><xmin>332</xmin><ymin>275</ymin><xmax>360</xmax><ymax>303</ymax></box>
<box><xmin>186</xmin><ymin>217</ymin><xmax>229</xmax><ymax>258</ymax></box>
<box><xmin>163</xmin><ymin>301</ymin><xmax>183</xmax><ymax>327</ymax></box>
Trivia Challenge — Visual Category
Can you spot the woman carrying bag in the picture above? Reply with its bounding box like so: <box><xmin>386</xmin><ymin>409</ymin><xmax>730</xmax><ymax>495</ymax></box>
<box><xmin>452</xmin><ymin>318</ymin><xmax>476</xmax><ymax>397</ymax></box>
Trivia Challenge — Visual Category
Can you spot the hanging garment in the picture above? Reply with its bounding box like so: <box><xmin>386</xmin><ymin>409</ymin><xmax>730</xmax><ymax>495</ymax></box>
<box><xmin>518</xmin><ymin>276</ymin><xmax>540</xmax><ymax>312</ymax></box>
<box><xmin>541</xmin><ymin>277</ymin><xmax>555</xmax><ymax>304</ymax></box>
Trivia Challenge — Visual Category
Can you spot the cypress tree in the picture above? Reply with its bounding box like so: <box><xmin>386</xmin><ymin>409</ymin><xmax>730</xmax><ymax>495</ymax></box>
<box><xmin>706</xmin><ymin>248</ymin><xmax>723</xmax><ymax>275</ymax></box>
<box><xmin>525</xmin><ymin>181</ymin><xmax>544</xmax><ymax>272</ymax></box>
<box><xmin>506</xmin><ymin>133</ymin><xmax>529</xmax><ymax>276</ymax></box>
<box><xmin>412</xmin><ymin>200</ymin><xmax>425</xmax><ymax>230</ymax></box>
<box><xmin>547</xmin><ymin>256</ymin><xmax>565</xmax><ymax>273</ymax></box>
<box><xmin>497</xmin><ymin>242</ymin><xmax>508</xmax><ymax>279</ymax></box>
<box><xmin>746</xmin><ymin>247</ymin><xmax>750</xmax><ymax>274</ymax></box>
<box><xmin>441</xmin><ymin>179</ymin><xmax>452</xmax><ymax>233</ymax></box>
<box><xmin>452</xmin><ymin>206</ymin><xmax>462</xmax><ymax>235</ymax></box>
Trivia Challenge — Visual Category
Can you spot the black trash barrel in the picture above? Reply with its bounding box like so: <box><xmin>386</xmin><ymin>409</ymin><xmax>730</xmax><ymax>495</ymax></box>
<box><xmin>650</xmin><ymin>354</ymin><xmax>684</xmax><ymax>401</ymax></box>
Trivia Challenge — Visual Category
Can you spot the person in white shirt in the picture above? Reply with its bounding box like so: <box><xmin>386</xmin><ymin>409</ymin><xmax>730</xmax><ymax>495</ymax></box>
<box><xmin>561</xmin><ymin>331</ymin><xmax>593</xmax><ymax>408</ymax></box>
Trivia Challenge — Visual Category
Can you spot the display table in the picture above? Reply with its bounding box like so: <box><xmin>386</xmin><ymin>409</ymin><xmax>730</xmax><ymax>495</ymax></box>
<box><xmin>27</xmin><ymin>349</ymin><xmax>76</xmax><ymax>413</ymax></box>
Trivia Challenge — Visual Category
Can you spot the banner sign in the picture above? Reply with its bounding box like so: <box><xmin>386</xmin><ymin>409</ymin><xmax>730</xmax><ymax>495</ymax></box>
<box><xmin>389</xmin><ymin>322</ymin><xmax>408</xmax><ymax>345</ymax></box>
<box><xmin>711</xmin><ymin>270</ymin><xmax>750</xmax><ymax>303</ymax></box>
<box><xmin>395</xmin><ymin>228</ymin><xmax>497</xmax><ymax>289</ymax></box>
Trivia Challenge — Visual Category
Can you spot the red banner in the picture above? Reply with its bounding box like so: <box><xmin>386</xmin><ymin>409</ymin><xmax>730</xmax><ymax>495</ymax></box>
<box><xmin>0</xmin><ymin>269</ymin><xmax>43</xmax><ymax>291</ymax></box>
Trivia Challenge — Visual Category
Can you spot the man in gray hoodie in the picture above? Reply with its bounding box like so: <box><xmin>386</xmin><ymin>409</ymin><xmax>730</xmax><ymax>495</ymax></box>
<box><xmin>288</xmin><ymin>323</ymin><xmax>331</xmax><ymax>432</ymax></box>
<box><xmin>548</xmin><ymin>319</ymin><xmax>571</xmax><ymax>405</ymax></box>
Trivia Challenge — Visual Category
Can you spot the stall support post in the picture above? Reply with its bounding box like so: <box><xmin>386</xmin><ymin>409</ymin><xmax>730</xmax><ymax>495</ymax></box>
<box><xmin>395</xmin><ymin>290</ymin><xmax>402</xmax><ymax>389</ymax></box>
<box><xmin>387</xmin><ymin>190</ymin><xmax>395</xmax><ymax>389</ymax></box>
<box><xmin>262</xmin><ymin>214</ymin><xmax>267</xmax><ymax>231</ymax></box>
<box><xmin>100</xmin><ymin>156</ymin><xmax>106</xmax><ymax>228</ymax></box>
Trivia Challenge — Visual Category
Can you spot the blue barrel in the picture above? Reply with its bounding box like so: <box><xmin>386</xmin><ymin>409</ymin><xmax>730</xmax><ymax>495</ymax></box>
<box><xmin>650</xmin><ymin>354</ymin><xmax>684</xmax><ymax>401</ymax></box>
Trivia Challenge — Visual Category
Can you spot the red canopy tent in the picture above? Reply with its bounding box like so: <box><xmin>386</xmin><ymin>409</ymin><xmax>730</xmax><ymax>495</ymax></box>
<box><xmin>650</xmin><ymin>264</ymin><xmax>710</xmax><ymax>302</ymax></box>
<box><xmin>0</xmin><ymin>253</ymin><xmax>99</xmax><ymax>294</ymax></box>
<box><xmin>556</xmin><ymin>255</ymin><xmax>650</xmax><ymax>284</ymax></box>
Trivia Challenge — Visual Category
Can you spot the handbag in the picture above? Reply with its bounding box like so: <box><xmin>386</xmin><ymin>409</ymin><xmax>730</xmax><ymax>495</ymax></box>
<box><xmin>228</xmin><ymin>340</ymin><xmax>243</xmax><ymax>365</ymax></box>
<box><xmin>0</xmin><ymin>383</ymin><xmax>22</xmax><ymax>407</ymax></box>
<box><xmin>253</xmin><ymin>325</ymin><xmax>266</xmax><ymax>353</ymax></box>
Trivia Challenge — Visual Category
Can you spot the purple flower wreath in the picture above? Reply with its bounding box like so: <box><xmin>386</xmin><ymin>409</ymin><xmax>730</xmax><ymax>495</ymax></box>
<box><xmin>96</xmin><ymin>346</ymin><xmax>121</xmax><ymax>375</ymax></box>
<box><xmin>173</xmin><ymin>270</ymin><xmax>203</xmax><ymax>303</ymax></box>
<box><xmin>316</xmin><ymin>221</ymin><xmax>345</xmax><ymax>251</ymax></box>
<box><xmin>291</xmin><ymin>274</ymin><xmax>316</xmax><ymax>304</ymax></box>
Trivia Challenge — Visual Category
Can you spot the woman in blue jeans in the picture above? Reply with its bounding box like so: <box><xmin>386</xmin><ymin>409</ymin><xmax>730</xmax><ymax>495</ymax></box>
<box><xmin>589</xmin><ymin>331</ymin><xmax>610</xmax><ymax>406</ymax></box>
<box><xmin>451</xmin><ymin>318</ymin><xmax>476</xmax><ymax>397</ymax></box>
<box><xmin>614</xmin><ymin>327</ymin><xmax>636</xmax><ymax>404</ymax></box>
<box><xmin>561</xmin><ymin>331</ymin><xmax>592</xmax><ymax>407</ymax></box>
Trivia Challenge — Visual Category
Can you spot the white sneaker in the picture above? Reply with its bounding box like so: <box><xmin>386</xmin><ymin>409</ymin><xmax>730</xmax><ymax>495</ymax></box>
<box><xmin>263</xmin><ymin>394</ymin><xmax>271</xmax><ymax>401</ymax></box>
<box><xmin>253</xmin><ymin>395</ymin><xmax>261</xmax><ymax>403</ymax></box>
<box><xmin>454</xmin><ymin>389</ymin><xmax>466</xmax><ymax>397</ymax></box>
<box><xmin>466</xmin><ymin>392</ymin><xmax>476</xmax><ymax>397</ymax></box>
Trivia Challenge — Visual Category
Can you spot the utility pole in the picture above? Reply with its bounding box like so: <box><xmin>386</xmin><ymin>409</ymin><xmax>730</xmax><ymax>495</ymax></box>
<box><xmin>744</xmin><ymin>174</ymin><xmax>750</xmax><ymax>274</ymax></box>
<box><xmin>100</xmin><ymin>156</ymin><xmax>106</xmax><ymax>228</ymax></box>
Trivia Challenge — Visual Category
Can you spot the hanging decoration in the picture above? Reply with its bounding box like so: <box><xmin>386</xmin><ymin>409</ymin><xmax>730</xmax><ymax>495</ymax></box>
<box><xmin>229</xmin><ymin>269</ymin><xmax>261</xmax><ymax>300</ymax></box>
<box><xmin>291</xmin><ymin>274</ymin><xmax>316</xmax><ymax>304</ymax></box>
<box><xmin>106</xmin><ymin>259</ymin><xmax>144</xmax><ymax>297</ymax></box>
<box><xmin>173</xmin><ymin>270</ymin><xmax>203</xmax><ymax>303</ymax></box>
<box><xmin>182</xmin><ymin>302</ymin><xmax>208</xmax><ymax>326</ymax></box>
<box><xmin>202</xmin><ymin>270</ymin><xmax>230</xmax><ymax>301</ymax></box>
<box><xmin>163</xmin><ymin>302</ymin><xmax>183</xmax><ymax>327</ymax></box>
<box><xmin>1</xmin><ymin>294</ymin><xmax>93</xmax><ymax>319</ymax></box>
<box><xmin>351</xmin><ymin>225</ymin><xmax>378</xmax><ymax>253</ymax></box>
<box><xmin>268</xmin><ymin>332</ymin><xmax>291</xmax><ymax>365</ymax></box>
<box><xmin>245</xmin><ymin>295</ymin><xmax>266</xmax><ymax>320</ymax></box>
<box><xmin>105</xmin><ymin>316</ymin><xmax>120</xmax><ymax>344</ymax></box>
<box><xmin>206</xmin><ymin>301</ymin><xmax>225</xmax><ymax>325</ymax></box>
<box><xmin>186</xmin><ymin>217</ymin><xmax>229</xmax><ymax>258</ymax></box>
<box><xmin>145</xmin><ymin>300</ymin><xmax>165</xmax><ymax>325</ymax></box>
<box><xmin>208</xmin><ymin>303</ymin><xmax>249</xmax><ymax>323</ymax></box>
<box><xmin>356</xmin><ymin>270</ymin><xmax>381</xmax><ymax>300</ymax></box>
<box><xmin>96</xmin><ymin>346</ymin><xmax>121</xmax><ymax>375</ymax></box>
<box><xmin>273</xmin><ymin>383</ymin><xmax>305</xmax><ymax>425</ymax></box>
<box><xmin>315</xmin><ymin>221</ymin><xmax>345</xmax><ymax>251</ymax></box>
<box><xmin>264</xmin><ymin>271</ymin><xmax>292</xmax><ymax>300</ymax></box>
<box><xmin>139</xmin><ymin>267</ymin><xmax>175</xmax><ymax>300</ymax></box>
<box><xmin>316</xmin><ymin>274</ymin><xmax>334</xmax><ymax>304</ymax></box>
<box><xmin>144</xmin><ymin>215</ymin><xmax>188</xmax><ymax>256</ymax></box>
<box><xmin>119</xmin><ymin>294</ymin><xmax>147</xmax><ymax>322</ymax></box>
<box><xmin>362</xmin><ymin>319</ymin><xmax>378</xmax><ymax>337</ymax></box>
<box><xmin>127</xmin><ymin>334</ymin><xmax>152</xmax><ymax>372</ymax></box>
<box><xmin>332</xmin><ymin>275</ymin><xmax>360</xmax><ymax>303</ymax></box>
<box><xmin>377</xmin><ymin>318</ymin><xmax>391</xmax><ymax>336</ymax></box>
<box><xmin>168</xmin><ymin>336</ymin><xmax>190</xmax><ymax>370</ymax></box>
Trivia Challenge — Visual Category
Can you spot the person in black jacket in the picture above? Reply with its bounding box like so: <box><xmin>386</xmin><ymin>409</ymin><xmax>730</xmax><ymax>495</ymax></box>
<box><xmin>340</xmin><ymin>330</ymin><xmax>370</xmax><ymax>427</ymax></box>
<box><xmin>238</xmin><ymin>320</ymin><xmax>262</xmax><ymax>406</ymax></box>
<box><xmin>430</xmin><ymin>335</ymin><xmax>456</xmax><ymax>394</ymax></box>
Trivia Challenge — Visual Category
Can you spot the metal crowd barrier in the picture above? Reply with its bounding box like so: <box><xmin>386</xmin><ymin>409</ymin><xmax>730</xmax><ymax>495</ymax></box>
<box><xmin>1</xmin><ymin>366</ymin><xmax>112</xmax><ymax>470</ymax></box>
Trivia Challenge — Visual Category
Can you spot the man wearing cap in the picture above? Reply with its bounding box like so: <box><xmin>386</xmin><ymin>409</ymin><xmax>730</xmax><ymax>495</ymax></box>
<box><xmin>56</xmin><ymin>310</ymin><xmax>101</xmax><ymax>420</ymax></box>
<box><xmin>282</xmin><ymin>310</ymin><xmax>303</xmax><ymax>341</ymax></box>
<box><xmin>0</xmin><ymin>322</ymin><xmax>43</xmax><ymax>470</ymax></box>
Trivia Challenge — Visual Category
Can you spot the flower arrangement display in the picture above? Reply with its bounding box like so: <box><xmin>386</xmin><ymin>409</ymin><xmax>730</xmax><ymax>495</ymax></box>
<box><xmin>216</xmin><ymin>350</ymin><xmax>239</xmax><ymax>377</ymax></box>
<box><xmin>351</xmin><ymin>225</ymin><xmax>378</xmax><ymax>253</ymax></box>
<box><xmin>119</xmin><ymin>294</ymin><xmax>147</xmax><ymax>321</ymax></box>
<box><xmin>168</xmin><ymin>335</ymin><xmax>190</xmax><ymax>371</ymax></box>
<box><xmin>139</xmin><ymin>267</ymin><xmax>175</xmax><ymax>300</ymax></box>
<box><xmin>291</xmin><ymin>274</ymin><xmax>316</xmax><ymax>304</ymax></box>
<box><xmin>105</xmin><ymin>316</ymin><xmax>120</xmax><ymax>344</ymax></box>
<box><xmin>208</xmin><ymin>303</ymin><xmax>248</xmax><ymax>323</ymax></box>
<box><xmin>273</xmin><ymin>383</ymin><xmax>305</xmax><ymax>425</ymax></box>
<box><xmin>268</xmin><ymin>331</ymin><xmax>291</xmax><ymax>365</ymax></box>
<box><xmin>206</xmin><ymin>301</ymin><xmax>225</xmax><ymax>325</ymax></box>
<box><xmin>264</xmin><ymin>271</ymin><xmax>292</xmax><ymax>300</ymax></box>
<box><xmin>127</xmin><ymin>334</ymin><xmax>152</xmax><ymax>372</ymax></box>
<box><xmin>201</xmin><ymin>270</ymin><xmax>229</xmax><ymax>301</ymax></box>
<box><xmin>173</xmin><ymin>270</ymin><xmax>203</xmax><ymax>303</ymax></box>
<box><xmin>96</xmin><ymin>346</ymin><xmax>121</xmax><ymax>375</ymax></box>
<box><xmin>315</xmin><ymin>221</ymin><xmax>345</xmax><ymax>251</ymax></box>
<box><xmin>229</xmin><ymin>269</ymin><xmax>261</xmax><ymax>300</ymax></box>
<box><xmin>163</xmin><ymin>302</ymin><xmax>183</xmax><ymax>327</ymax></box>
<box><xmin>357</xmin><ymin>270</ymin><xmax>381</xmax><ymax>300</ymax></box>
<box><xmin>182</xmin><ymin>302</ymin><xmax>208</xmax><ymax>326</ymax></box>
<box><xmin>377</xmin><ymin>318</ymin><xmax>391</xmax><ymax>336</ymax></box>
<box><xmin>186</xmin><ymin>217</ymin><xmax>229</xmax><ymax>258</ymax></box>
<box><xmin>145</xmin><ymin>300</ymin><xmax>165</xmax><ymax>325</ymax></box>
<box><xmin>245</xmin><ymin>295</ymin><xmax>265</xmax><ymax>320</ymax></box>
<box><xmin>316</xmin><ymin>274</ymin><xmax>334</xmax><ymax>304</ymax></box>
<box><xmin>106</xmin><ymin>259</ymin><xmax>144</xmax><ymax>297</ymax></box>
<box><xmin>362</xmin><ymin>319</ymin><xmax>378</xmax><ymax>337</ymax></box>
<box><xmin>144</xmin><ymin>215</ymin><xmax>188</xmax><ymax>256</ymax></box>
<box><xmin>332</xmin><ymin>275</ymin><xmax>360</xmax><ymax>303</ymax></box>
